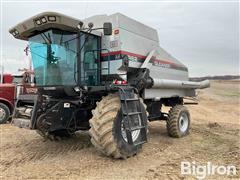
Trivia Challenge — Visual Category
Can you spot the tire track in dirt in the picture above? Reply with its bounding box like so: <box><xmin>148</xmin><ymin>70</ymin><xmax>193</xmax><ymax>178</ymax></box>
<box><xmin>1</xmin><ymin>127</ymin><xmax>92</xmax><ymax>171</ymax></box>
<box><xmin>139</xmin><ymin>121</ymin><xmax>240</xmax><ymax>179</ymax></box>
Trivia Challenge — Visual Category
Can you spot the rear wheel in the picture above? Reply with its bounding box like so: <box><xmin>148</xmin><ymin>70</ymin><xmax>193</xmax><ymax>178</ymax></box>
<box><xmin>0</xmin><ymin>103</ymin><xmax>10</xmax><ymax>124</ymax></box>
<box><xmin>89</xmin><ymin>93</ymin><xmax>148</xmax><ymax>159</ymax></box>
<box><xmin>167</xmin><ymin>105</ymin><xmax>190</xmax><ymax>138</ymax></box>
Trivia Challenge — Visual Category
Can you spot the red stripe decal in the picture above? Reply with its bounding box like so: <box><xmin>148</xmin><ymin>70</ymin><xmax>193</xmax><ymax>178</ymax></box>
<box><xmin>101</xmin><ymin>50</ymin><xmax>180</xmax><ymax>67</ymax></box>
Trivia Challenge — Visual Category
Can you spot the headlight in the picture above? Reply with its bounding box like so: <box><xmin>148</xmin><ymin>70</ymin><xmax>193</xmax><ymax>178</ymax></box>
<box><xmin>11</xmin><ymin>29</ymin><xmax>19</xmax><ymax>36</ymax></box>
<box><xmin>35</xmin><ymin>19</ymin><xmax>42</xmax><ymax>25</ymax></box>
<box><xmin>41</xmin><ymin>17</ymin><xmax>47</xmax><ymax>23</ymax></box>
<box><xmin>14</xmin><ymin>30</ymin><xmax>19</xmax><ymax>35</ymax></box>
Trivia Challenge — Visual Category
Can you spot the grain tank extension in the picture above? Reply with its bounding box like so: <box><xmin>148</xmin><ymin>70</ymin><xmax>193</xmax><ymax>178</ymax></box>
<box><xmin>9</xmin><ymin>12</ymin><xmax>209</xmax><ymax>159</ymax></box>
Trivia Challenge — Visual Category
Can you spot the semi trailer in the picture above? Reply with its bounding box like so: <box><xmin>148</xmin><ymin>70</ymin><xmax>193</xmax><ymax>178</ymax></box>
<box><xmin>9</xmin><ymin>12</ymin><xmax>209</xmax><ymax>158</ymax></box>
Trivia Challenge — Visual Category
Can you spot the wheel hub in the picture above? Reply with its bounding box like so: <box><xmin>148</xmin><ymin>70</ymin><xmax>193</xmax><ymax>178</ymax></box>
<box><xmin>0</xmin><ymin>108</ymin><xmax>6</xmax><ymax>120</ymax></box>
<box><xmin>121</xmin><ymin>128</ymin><xmax>141</xmax><ymax>143</ymax></box>
<box><xmin>179</xmin><ymin>113</ymin><xmax>189</xmax><ymax>133</ymax></box>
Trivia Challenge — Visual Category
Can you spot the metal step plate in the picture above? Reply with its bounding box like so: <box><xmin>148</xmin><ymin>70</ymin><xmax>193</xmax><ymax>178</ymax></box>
<box><xmin>12</xmin><ymin>118</ymin><xmax>30</xmax><ymax>129</ymax></box>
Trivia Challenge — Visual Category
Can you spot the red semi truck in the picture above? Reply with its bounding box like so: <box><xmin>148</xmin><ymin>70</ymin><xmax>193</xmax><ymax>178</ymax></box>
<box><xmin>0</xmin><ymin>72</ymin><xmax>37</xmax><ymax>124</ymax></box>
<box><xmin>0</xmin><ymin>74</ymin><xmax>15</xmax><ymax>124</ymax></box>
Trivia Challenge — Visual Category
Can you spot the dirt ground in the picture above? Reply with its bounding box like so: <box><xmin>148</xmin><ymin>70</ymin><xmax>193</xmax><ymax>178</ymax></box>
<box><xmin>0</xmin><ymin>80</ymin><xmax>239</xmax><ymax>179</ymax></box>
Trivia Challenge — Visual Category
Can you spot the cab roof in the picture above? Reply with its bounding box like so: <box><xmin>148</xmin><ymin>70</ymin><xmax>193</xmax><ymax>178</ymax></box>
<box><xmin>9</xmin><ymin>12</ymin><xmax>81</xmax><ymax>40</ymax></box>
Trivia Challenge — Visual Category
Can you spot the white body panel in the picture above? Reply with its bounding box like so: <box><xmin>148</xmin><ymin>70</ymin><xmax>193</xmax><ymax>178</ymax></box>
<box><xmin>84</xmin><ymin>13</ymin><xmax>191</xmax><ymax>99</ymax></box>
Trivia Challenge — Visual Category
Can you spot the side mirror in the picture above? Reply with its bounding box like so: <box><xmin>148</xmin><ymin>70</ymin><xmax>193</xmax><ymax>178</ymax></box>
<box><xmin>103</xmin><ymin>22</ymin><xmax>112</xmax><ymax>35</ymax></box>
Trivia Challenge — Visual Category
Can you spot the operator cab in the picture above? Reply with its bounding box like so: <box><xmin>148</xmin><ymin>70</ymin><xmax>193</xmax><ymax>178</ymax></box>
<box><xmin>9</xmin><ymin>12</ymin><xmax>112</xmax><ymax>97</ymax></box>
<box><xmin>29</xmin><ymin>29</ymin><xmax>100</xmax><ymax>86</ymax></box>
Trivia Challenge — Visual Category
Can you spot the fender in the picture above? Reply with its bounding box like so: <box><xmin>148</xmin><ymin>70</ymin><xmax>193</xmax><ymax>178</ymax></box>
<box><xmin>0</xmin><ymin>97</ymin><xmax>14</xmax><ymax>113</ymax></box>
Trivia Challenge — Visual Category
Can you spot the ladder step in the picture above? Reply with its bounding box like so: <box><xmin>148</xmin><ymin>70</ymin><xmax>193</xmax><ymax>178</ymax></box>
<box><xmin>122</xmin><ymin>98</ymin><xmax>140</xmax><ymax>101</ymax></box>
<box><xmin>126</xmin><ymin>125</ymin><xmax>146</xmax><ymax>131</ymax></box>
<box><xmin>133</xmin><ymin>140</ymin><xmax>147</xmax><ymax>146</ymax></box>
<box><xmin>123</xmin><ymin>112</ymin><xmax>142</xmax><ymax>116</ymax></box>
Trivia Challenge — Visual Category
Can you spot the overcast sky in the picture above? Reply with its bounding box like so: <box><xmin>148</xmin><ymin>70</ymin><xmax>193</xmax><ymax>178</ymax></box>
<box><xmin>1</xmin><ymin>1</ymin><xmax>239</xmax><ymax>76</ymax></box>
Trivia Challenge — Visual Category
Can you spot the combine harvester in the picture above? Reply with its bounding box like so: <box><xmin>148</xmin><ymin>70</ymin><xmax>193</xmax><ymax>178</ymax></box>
<box><xmin>9</xmin><ymin>12</ymin><xmax>209</xmax><ymax>158</ymax></box>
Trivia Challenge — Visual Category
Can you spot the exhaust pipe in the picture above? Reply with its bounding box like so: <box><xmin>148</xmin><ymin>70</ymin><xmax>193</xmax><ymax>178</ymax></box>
<box><xmin>152</xmin><ymin>79</ymin><xmax>210</xmax><ymax>89</ymax></box>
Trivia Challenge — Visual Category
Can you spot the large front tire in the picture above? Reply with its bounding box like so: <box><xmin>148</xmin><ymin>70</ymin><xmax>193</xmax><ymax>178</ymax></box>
<box><xmin>89</xmin><ymin>93</ymin><xmax>148</xmax><ymax>159</ymax></box>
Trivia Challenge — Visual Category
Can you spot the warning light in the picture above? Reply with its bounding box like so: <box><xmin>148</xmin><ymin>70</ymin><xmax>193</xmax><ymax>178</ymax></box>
<box><xmin>113</xmin><ymin>80</ymin><xmax>127</xmax><ymax>85</ymax></box>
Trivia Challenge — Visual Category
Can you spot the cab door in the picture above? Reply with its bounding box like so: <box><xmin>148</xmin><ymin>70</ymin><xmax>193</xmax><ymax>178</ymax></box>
<box><xmin>80</xmin><ymin>33</ymin><xmax>101</xmax><ymax>86</ymax></box>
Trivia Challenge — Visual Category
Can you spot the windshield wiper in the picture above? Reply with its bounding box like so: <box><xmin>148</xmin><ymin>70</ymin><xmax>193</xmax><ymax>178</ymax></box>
<box><xmin>40</xmin><ymin>32</ymin><xmax>52</xmax><ymax>45</ymax></box>
<box><xmin>60</xmin><ymin>33</ymin><xmax>64</xmax><ymax>45</ymax></box>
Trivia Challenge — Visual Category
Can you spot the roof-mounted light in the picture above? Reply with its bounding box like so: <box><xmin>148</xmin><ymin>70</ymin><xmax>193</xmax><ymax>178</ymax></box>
<box><xmin>11</xmin><ymin>29</ymin><xmax>19</xmax><ymax>36</ymax></box>
<box><xmin>41</xmin><ymin>17</ymin><xmax>47</xmax><ymax>23</ymax></box>
<box><xmin>48</xmin><ymin>16</ymin><xmax>56</xmax><ymax>22</ymax></box>
<box><xmin>14</xmin><ymin>30</ymin><xmax>19</xmax><ymax>35</ymax></box>
<box><xmin>35</xmin><ymin>19</ymin><xmax>42</xmax><ymax>25</ymax></box>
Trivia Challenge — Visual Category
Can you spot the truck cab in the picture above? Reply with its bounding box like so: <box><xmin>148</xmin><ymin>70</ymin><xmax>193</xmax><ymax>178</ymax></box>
<box><xmin>0</xmin><ymin>74</ymin><xmax>15</xmax><ymax>124</ymax></box>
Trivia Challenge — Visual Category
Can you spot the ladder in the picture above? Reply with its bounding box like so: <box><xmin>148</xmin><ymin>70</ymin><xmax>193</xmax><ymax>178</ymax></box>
<box><xmin>118</xmin><ymin>88</ymin><xmax>147</xmax><ymax>146</ymax></box>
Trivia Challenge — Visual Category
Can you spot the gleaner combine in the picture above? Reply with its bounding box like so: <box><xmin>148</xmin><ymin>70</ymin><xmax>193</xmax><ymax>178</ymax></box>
<box><xmin>9</xmin><ymin>12</ymin><xmax>209</xmax><ymax>158</ymax></box>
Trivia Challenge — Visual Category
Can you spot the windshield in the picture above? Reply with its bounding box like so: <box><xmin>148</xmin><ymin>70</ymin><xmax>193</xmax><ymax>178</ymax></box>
<box><xmin>29</xmin><ymin>29</ymin><xmax>77</xmax><ymax>86</ymax></box>
<box><xmin>13</xmin><ymin>76</ymin><xmax>23</xmax><ymax>84</ymax></box>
